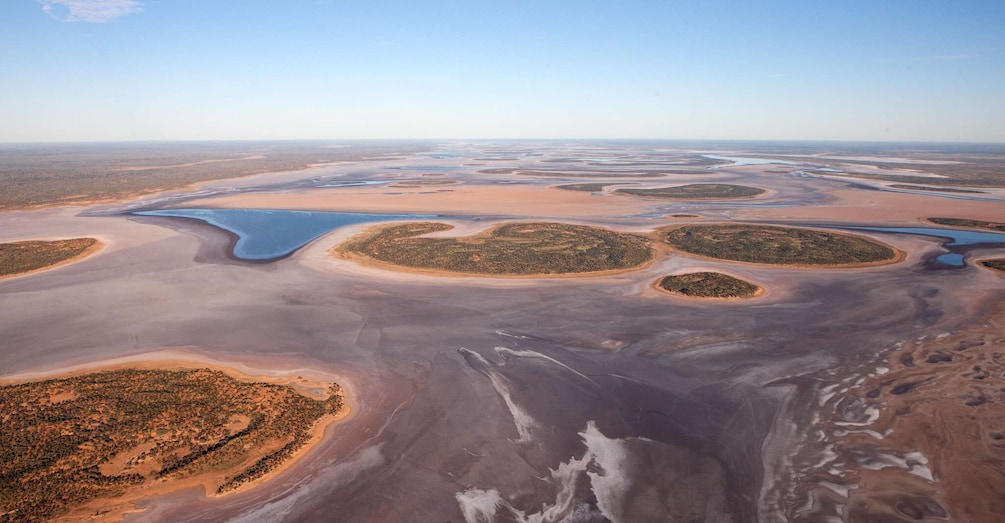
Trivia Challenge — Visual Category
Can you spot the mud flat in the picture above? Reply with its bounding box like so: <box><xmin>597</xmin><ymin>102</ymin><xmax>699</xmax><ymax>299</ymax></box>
<box><xmin>179</xmin><ymin>184</ymin><xmax>645</xmax><ymax>219</ymax></box>
<box><xmin>740</xmin><ymin>187</ymin><xmax>1005</xmax><ymax>225</ymax></box>
<box><xmin>805</xmin><ymin>301</ymin><xmax>1005</xmax><ymax>522</ymax></box>
<box><xmin>0</xmin><ymin>355</ymin><xmax>347</xmax><ymax>522</ymax></box>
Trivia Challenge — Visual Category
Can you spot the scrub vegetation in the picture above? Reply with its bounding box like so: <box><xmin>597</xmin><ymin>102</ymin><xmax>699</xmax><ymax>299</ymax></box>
<box><xmin>656</xmin><ymin>272</ymin><xmax>761</xmax><ymax>298</ymax></box>
<box><xmin>478</xmin><ymin>168</ymin><xmax>670</xmax><ymax>177</ymax></box>
<box><xmin>0</xmin><ymin>141</ymin><xmax>431</xmax><ymax>210</ymax></box>
<box><xmin>553</xmin><ymin>183</ymin><xmax>631</xmax><ymax>192</ymax></box>
<box><xmin>339</xmin><ymin>222</ymin><xmax>653</xmax><ymax>275</ymax></box>
<box><xmin>889</xmin><ymin>184</ymin><xmax>984</xmax><ymax>194</ymax></box>
<box><xmin>0</xmin><ymin>238</ymin><xmax>98</xmax><ymax>277</ymax></box>
<box><xmin>663</xmin><ymin>224</ymin><xmax>898</xmax><ymax>266</ymax></box>
<box><xmin>0</xmin><ymin>368</ymin><xmax>345</xmax><ymax>521</ymax></box>
<box><xmin>982</xmin><ymin>259</ymin><xmax>1005</xmax><ymax>272</ymax></box>
<box><xmin>616</xmin><ymin>183</ymin><xmax>765</xmax><ymax>199</ymax></box>
<box><xmin>927</xmin><ymin>217</ymin><xmax>1005</xmax><ymax>232</ymax></box>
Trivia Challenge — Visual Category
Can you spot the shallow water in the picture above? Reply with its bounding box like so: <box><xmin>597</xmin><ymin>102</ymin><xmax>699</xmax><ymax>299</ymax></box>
<box><xmin>704</xmin><ymin>155</ymin><xmax>801</xmax><ymax>166</ymax></box>
<box><xmin>134</xmin><ymin>208</ymin><xmax>431</xmax><ymax>261</ymax></box>
<box><xmin>840</xmin><ymin>226</ymin><xmax>1005</xmax><ymax>267</ymax></box>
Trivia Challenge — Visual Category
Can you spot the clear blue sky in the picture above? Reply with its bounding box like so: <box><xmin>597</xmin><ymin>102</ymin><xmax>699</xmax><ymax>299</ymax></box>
<box><xmin>2</xmin><ymin>0</ymin><xmax>1003</xmax><ymax>142</ymax></box>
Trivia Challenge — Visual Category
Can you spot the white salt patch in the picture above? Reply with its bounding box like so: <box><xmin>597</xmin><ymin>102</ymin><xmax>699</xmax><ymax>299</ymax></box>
<box><xmin>580</xmin><ymin>421</ymin><xmax>631</xmax><ymax>522</ymax></box>
<box><xmin>818</xmin><ymin>481</ymin><xmax>853</xmax><ymax>498</ymax></box>
<box><xmin>812</xmin><ymin>446</ymin><xmax>839</xmax><ymax>468</ymax></box>
<box><xmin>454</xmin><ymin>421</ymin><xmax>636</xmax><ymax>523</ymax></box>
<box><xmin>857</xmin><ymin>451</ymin><xmax>934</xmax><ymax>482</ymax></box>
<box><xmin>456</xmin><ymin>488</ymin><xmax>502</xmax><ymax>523</ymax></box>
<box><xmin>834</xmin><ymin>406</ymin><xmax>880</xmax><ymax>427</ymax></box>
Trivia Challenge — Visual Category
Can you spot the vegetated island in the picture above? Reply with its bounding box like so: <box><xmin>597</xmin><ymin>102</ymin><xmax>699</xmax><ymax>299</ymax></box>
<box><xmin>478</xmin><ymin>168</ymin><xmax>670</xmax><ymax>177</ymax></box>
<box><xmin>1</xmin><ymin>238</ymin><xmax>100</xmax><ymax>279</ymax></box>
<box><xmin>927</xmin><ymin>217</ymin><xmax>1005</xmax><ymax>232</ymax></box>
<box><xmin>553</xmin><ymin>182</ymin><xmax>634</xmax><ymax>192</ymax></box>
<box><xmin>982</xmin><ymin>259</ymin><xmax>1005</xmax><ymax>272</ymax></box>
<box><xmin>0</xmin><ymin>367</ymin><xmax>346</xmax><ymax>522</ymax></box>
<box><xmin>656</xmin><ymin>272</ymin><xmax>762</xmax><ymax>299</ymax></box>
<box><xmin>889</xmin><ymin>184</ymin><xmax>985</xmax><ymax>194</ymax></box>
<box><xmin>663</xmin><ymin>224</ymin><xmax>899</xmax><ymax>266</ymax></box>
<box><xmin>615</xmin><ymin>183</ymin><xmax>766</xmax><ymax>199</ymax></box>
<box><xmin>336</xmin><ymin>222</ymin><xmax>654</xmax><ymax>276</ymax></box>
<box><xmin>389</xmin><ymin>180</ymin><xmax>459</xmax><ymax>188</ymax></box>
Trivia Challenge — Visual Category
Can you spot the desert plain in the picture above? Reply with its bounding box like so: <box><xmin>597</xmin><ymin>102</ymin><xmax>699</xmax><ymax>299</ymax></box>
<box><xmin>2</xmin><ymin>141</ymin><xmax>1005</xmax><ymax>522</ymax></box>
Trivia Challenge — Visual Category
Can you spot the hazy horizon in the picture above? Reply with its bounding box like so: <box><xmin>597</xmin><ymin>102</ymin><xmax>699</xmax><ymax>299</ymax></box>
<box><xmin>2</xmin><ymin>1</ymin><xmax>1003</xmax><ymax>143</ymax></box>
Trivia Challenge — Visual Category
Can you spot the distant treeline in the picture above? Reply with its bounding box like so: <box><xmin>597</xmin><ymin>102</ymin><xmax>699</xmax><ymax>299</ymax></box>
<box><xmin>0</xmin><ymin>141</ymin><xmax>432</xmax><ymax>209</ymax></box>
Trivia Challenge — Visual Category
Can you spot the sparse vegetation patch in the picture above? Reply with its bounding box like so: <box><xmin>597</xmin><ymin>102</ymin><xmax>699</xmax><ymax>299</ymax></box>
<box><xmin>338</xmin><ymin>222</ymin><xmax>653</xmax><ymax>275</ymax></box>
<box><xmin>890</xmin><ymin>185</ymin><xmax>984</xmax><ymax>194</ymax></box>
<box><xmin>616</xmin><ymin>184</ymin><xmax>765</xmax><ymax>199</ymax></box>
<box><xmin>389</xmin><ymin>180</ymin><xmax>459</xmax><ymax>188</ymax></box>
<box><xmin>0</xmin><ymin>238</ymin><xmax>98</xmax><ymax>277</ymax></box>
<box><xmin>663</xmin><ymin>224</ymin><xmax>898</xmax><ymax>266</ymax></box>
<box><xmin>982</xmin><ymin>259</ymin><xmax>1005</xmax><ymax>272</ymax></box>
<box><xmin>656</xmin><ymin>272</ymin><xmax>761</xmax><ymax>298</ymax></box>
<box><xmin>554</xmin><ymin>183</ymin><xmax>632</xmax><ymax>192</ymax></box>
<box><xmin>927</xmin><ymin>217</ymin><xmax>1005</xmax><ymax>232</ymax></box>
<box><xmin>0</xmin><ymin>368</ymin><xmax>344</xmax><ymax>521</ymax></box>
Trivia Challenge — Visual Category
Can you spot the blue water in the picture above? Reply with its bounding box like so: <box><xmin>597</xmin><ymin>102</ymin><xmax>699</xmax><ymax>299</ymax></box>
<box><xmin>135</xmin><ymin>209</ymin><xmax>432</xmax><ymax>261</ymax></box>
<box><xmin>840</xmin><ymin>226</ymin><xmax>1005</xmax><ymax>267</ymax></box>
<box><xmin>703</xmin><ymin>155</ymin><xmax>800</xmax><ymax>166</ymax></box>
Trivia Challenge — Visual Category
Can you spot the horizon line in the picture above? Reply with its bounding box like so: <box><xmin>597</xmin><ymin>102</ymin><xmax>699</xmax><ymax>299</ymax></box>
<box><xmin>2</xmin><ymin>137</ymin><xmax>1004</xmax><ymax>146</ymax></box>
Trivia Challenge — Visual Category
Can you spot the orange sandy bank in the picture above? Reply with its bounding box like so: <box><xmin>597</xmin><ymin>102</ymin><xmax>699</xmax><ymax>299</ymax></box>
<box><xmin>0</xmin><ymin>351</ymin><xmax>351</xmax><ymax>523</ymax></box>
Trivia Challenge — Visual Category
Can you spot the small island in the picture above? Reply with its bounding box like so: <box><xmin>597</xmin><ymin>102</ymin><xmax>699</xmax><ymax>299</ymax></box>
<box><xmin>1</xmin><ymin>238</ymin><xmax>101</xmax><ymax>279</ymax></box>
<box><xmin>553</xmin><ymin>182</ymin><xmax>632</xmax><ymax>192</ymax></box>
<box><xmin>656</xmin><ymin>272</ymin><xmax>762</xmax><ymax>299</ymax></box>
<box><xmin>616</xmin><ymin>183</ymin><xmax>766</xmax><ymax>199</ymax></box>
<box><xmin>982</xmin><ymin>259</ymin><xmax>1005</xmax><ymax>272</ymax></box>
<box><xmin>927</xmin><ymin>217</ymin><xmax>1005</xmax><ymax>232</ymax></box>
<box><xmin>663</xmin><ymin>224</ymin><xmax>899</xmax><ymax>266</ymax></box>
<box><xmin>336</xmin><ymin>221</ymin><xmax>653</xmax><ymax>276</ymax></box>
<box><xmin>0</xmin><ymin>367</ymin><xmax>345</xmax><ymax>521</ymax></box>
<box><xmin>890</xmin><ymin>185</ymin><xmax>984</xmax><ymax>194</ymax></box>
<box><xmin>389</xmin><ymin>180</ymin><xmax>459</xmax><ymax>188</ymax></box>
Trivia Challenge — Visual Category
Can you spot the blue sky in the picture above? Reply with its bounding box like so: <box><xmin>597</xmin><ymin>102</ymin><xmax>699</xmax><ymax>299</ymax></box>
<box><xmin>1</xmin><ymin>0</ymin><xmax>1003</xmax><ymax>142</ymax></box>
